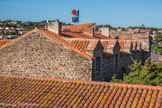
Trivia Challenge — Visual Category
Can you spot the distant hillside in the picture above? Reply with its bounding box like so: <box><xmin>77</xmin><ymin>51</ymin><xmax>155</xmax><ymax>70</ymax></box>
<box><xmin>0</xmin><ymin>20</ymin><xmax>72</xmax><ymax>31</ymax></box>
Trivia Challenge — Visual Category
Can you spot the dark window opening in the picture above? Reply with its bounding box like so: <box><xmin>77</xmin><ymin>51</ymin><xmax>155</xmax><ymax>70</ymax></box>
<box><xmin>96</xmin><ymin>57</ymin><xmax>101</xmax><ymax>75</ymax></box>
<box><xmin>115</xmin><ymin>54</ymin><xmax>118</xmax><ymax>69</ymax></box>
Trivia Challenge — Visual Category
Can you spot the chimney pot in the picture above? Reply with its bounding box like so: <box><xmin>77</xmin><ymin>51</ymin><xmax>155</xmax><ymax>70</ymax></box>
<box><xmin>100</xmin><ymin>27</ymin><xmax>110</xmax><ymax>37</ymax></box>
<box><xmin>47</xmin><ymin>19</ymin><xmax>62</xmax><ymax>35</ymax></box>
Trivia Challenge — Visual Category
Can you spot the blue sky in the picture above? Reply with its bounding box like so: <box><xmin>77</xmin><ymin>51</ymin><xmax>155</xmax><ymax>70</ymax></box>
<box><xmin>0</xmin><ymin>0</ymin><xmax>162</xmax><ymax>28</ymax></box>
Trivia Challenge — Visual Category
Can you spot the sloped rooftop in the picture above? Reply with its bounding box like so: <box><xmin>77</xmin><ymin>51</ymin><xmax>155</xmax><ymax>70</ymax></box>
<box><xmin>0</xmin><ymin>74</ymin><xmax>161</xmax><ymax>108</ymax></box>
<box><xmin>0</xmin><ymin>29</ymin><xmax>94</xmax><ymax>59</ymax></box>
<box><xmin>0</xmin><ymin>39</ymin><xmax>13</xmax><ymax>48</ymax></box>
<box><xmin>65</xmin><ymin>39</ymin><xmax>99</xmax><ymax>52</ymax></box>
<box><xmin>61</xmin><ymin>32</ymin><xmax>96</xmax><ymax>39</ymax></box>
<box><xmin>62</xmin><ymin>23</ymin><xmax>96</xmax><ymax>32</ymax></box>
<box><xmin>0</xmin><ymin>25</ymin><xmax>143</xmax><ymax>58</ymax></box>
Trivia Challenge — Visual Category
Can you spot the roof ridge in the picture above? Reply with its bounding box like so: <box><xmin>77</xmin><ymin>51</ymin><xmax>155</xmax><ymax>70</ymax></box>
<box><xmin>36</xmin><ymin>29</ymin><xmax>94</xmax><ymax>59</ymax></box>
<box><xmin>0</xmin><ymin>39</ymin><xmax>13</xmax><ymax>47</ymax></box>
<box><xmin>0</xmin><ymin>29</ymin><xmax>93</xmax><ymax>59</ymax></box>
<box><xmin>0</xmin><ymin>29</ymin><xmax>36</xmax><ymax>49</ymax></box>
<box><xmin>62</xmin><ymin>23</ymin><xmax>96</xmax><ymax>32</ymax></box>
<box><xmin>0</xmin><ymin>74</ymin><xmax>161</xmax><ymax>90</ymax></box>
<box><xmin>64</xmin><ymin>38</ymin><xmax>99</xmax><ymax>41</ymax></box>
<box><xmin>63</xmin><ymin>22</ymin><xmax>96</xmax><ymax>27</ymax></box>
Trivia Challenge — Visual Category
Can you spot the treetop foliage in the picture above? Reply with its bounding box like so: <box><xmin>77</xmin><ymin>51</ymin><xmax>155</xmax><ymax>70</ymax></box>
<box><xmin>111</xmin><ymin>58</ymin><xmax>162</xmax><ymax>86</ymax></box>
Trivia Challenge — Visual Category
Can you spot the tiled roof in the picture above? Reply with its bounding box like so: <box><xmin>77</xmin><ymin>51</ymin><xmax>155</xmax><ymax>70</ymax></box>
<box><xmin>136</xmin><ymin>40</ymin><xmax>141</xmax><ymax>50</ymax></box>
<box><xmin>65</xmin><ymin>39</ymin><xmax>121</xmax><ymax>56</ymax></box>
<box><xmin>94</xmin><ymin>34</ymin><xmax>110</xmax><ymax>39</ymax></box>
<box><xmin>65</xmin><ymin>39</ymin><xmax>98</xmax><ymax>52</ymax></box>
<box><xmin>0</xmin><ymin>29</ymin><xmax>94</xmax><ymax>59</ymax></box>
<box><xmin>132</xmin><ymin>41</ymin><xmax>137</xmax><ymax>50</ymax></box>
<box><xmin>61</xmin><ymin>32</ymin><xmax>111</xmax><ymax>39</ymax></box>
<box><xmin>118</xmin><ymin>40</ymin><xmax>133</xmax><ymax>54</ymax></box>
<box><xmin>0</xmin><ymin>29</ymin><xmax>38</xmax><ymax>49</ymax></box>
<box><xmin>36</xmin><ymin>29</ymin><xmax>94</xmax><ymax>59</ymax></box>
<box><xmin>132</xmin><ymin>40</ymin><xmax>141</xmax><ymax>51</ymax></box>
<box><xmin>65</xmin><ymin>39</ymin><xmax>119</xmax><ymax>55</ymax></box>
<box><xmin>0</xmin><ymin>27</ymin><xmax>142</xmax><ymax>58</ymax></box>
<box><xmin>110</xmin><ymin>32</ymin><xmax>150</xmax><ymax>40</ymax></box>
<box><xmin>61</xmin><ymin>32</ymin><xmax>96</xmax><ymax>39</ymax></box>
<box><xmin>101</xmin><ymin>39</ymin><xmax>117</xmax><ymax>50</ymax></box>
<box><xmin>0</xmin><ymin>39</ymin><xmax>13</xmax><ymax>48</ymax></box>
<box><xmin>0</xmin><ymin>74</ymin><xmax>161</xmax><ymax>108</ymax></box>
<box><xmin>118</xmin><ymin>40</ymin><xmax>132</xmax><ymax>49</ymax></box>
<box><xmin>62</xmin><ymin>23</ymin><xmax>96</xmax><ymax>32</ymax></box>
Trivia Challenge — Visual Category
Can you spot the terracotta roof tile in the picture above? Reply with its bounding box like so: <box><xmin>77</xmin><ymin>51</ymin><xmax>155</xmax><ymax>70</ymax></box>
<box><xmin>0</xmin><ymin>29</ymin><xmax>94</xmax><ymax>59</ymax></box>
<box><xmin>94</xmin><ymin>34</ymin><xmax>110</xmax><ymax>39</ymax></box>
<box><xmin>100</xmin><ymin>40</ymin><xmax>117</xmax><ymax>50</ymax></box>
<box><xmin>100</xmin><ymin>39</ymin><xmax>118</xmax><ymax>54</ymax></box>
<box><xmin>61</xmin><ymin>39</ymin><xmax>118</xmax><ymax>56</ymax></box>
<box><xmin>110</xmin><ymin>32</ymin><xmax>150</xmax><ymax>40</ymax></box>
<box><xmin>61</xmin><ymin>32</ymin><xmax>96</xmax><ymax>39</ymax></box>
<box><xmin>37</xmin><ymin>29</ymin><xmax>94</xmax><ymax>59</ymax></box>
<box><xmin>132</xmin><ymin>41</ymin><xmax>137</xmax><ymax>50</ymax></box>
<box><xmin>61</xmin><ymin>32</ymin><xmax>111</xmax><ymax>40</ymax></box>
<box><xmin>0</xmin><ymin>29</ymin><xmax>36</xmax><ymax>50</ymax></box>
<box><xmin>62</xmin><ymin>23</ymin><xmax>96</xmax><ymax>32</ymax></box>
<box><xmin>0</xmin><ymin>74</ymin><xmax>161</xmax><ymax>108</ymax></box>
<box><xmin>118</xmin><ymin>40</ymin><xmax>133</xmax><ymax>54</ymax></box>
<box><xmin>118</xmin><ymin>40</ymin><xmax>132</xmax><ymax>49</ymax></box>
<box><xmin>65</xmin><ymin>39</ymin><xmax>99</xmax><ymax>53</ymax></box>
<box><xmin>0</xmin><ymin>39</ymin><xmax>13</xmax><ymax>48</ymax></box>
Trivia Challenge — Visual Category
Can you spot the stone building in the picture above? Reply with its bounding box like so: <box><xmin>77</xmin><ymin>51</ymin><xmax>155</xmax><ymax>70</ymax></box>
<box><xmin>0</xmin><ymin>20</ymin><xmax>151</xmax><ymax>81</ymax></box>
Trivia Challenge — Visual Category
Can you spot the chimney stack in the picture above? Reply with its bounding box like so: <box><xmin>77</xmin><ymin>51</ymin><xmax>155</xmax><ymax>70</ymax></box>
<box><xmin>48</xmin><ymin>19</ymin><xmax>62</xmax><ymax>35</ymax></box>
<box><xmin>99</xmin><ymin>27</ymin><xmax>109</xmax><ymax>37</ymax></box>
<box><xmin>83</xmin><ymin>28</ymin><xmax>94</xmax><ymax>37</ymax></box>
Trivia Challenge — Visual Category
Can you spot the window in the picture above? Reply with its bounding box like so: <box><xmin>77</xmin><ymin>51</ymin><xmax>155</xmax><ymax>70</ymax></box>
<box><xmin>115</xmin><ymin>54</ymin><xmax>118</xmax><ymax>69</ymax></box>
<box><xmin>96</xmin><ymin>57</ymin><xmax>101</xmax><ymax>75</ymax></box>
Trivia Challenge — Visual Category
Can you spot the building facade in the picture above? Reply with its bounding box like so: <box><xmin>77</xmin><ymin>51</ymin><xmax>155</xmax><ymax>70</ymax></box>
<box><xmin>0</xmin><ymin>20</ymin><xmax>151</xmax><ymax>81</ymax></box>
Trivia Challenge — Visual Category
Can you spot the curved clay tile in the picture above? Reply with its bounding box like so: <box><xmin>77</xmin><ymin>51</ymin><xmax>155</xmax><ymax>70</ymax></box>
<box><xmin>0</xmin><ymin>39</ymin><xmax>13</xmax><ymax>48</ymax></box>
<box><xmin>0</xmin><ymin>74</ymin><xmax>161</xmax><ymax>108</ymax></box>
<box><xmin>62</xmin><ymin>23</ymin><xmax>96</xmax><ymax>32</ymax></box>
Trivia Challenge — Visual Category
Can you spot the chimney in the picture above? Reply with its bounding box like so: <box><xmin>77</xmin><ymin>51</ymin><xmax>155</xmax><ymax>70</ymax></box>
<box><xmin>99</xmin><ymin>27</ymin><xmax>109</xmax><ymax>37</ymax></box>
<box><xmin>48</xmin><ymin>19</ymin><xmax>61</xmax><ymax>35</ymax></box>
<box><xmin>83</xmin><ymin>28</ymin><xmax>94</xmax><ymax>37</ymax></box>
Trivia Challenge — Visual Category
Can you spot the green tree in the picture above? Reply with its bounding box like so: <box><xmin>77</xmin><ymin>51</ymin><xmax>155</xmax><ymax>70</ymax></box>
<box><xmin>110</xmin><ymin>74</ymin><xmax>123</xmax><ymax>83</ymax></box>
<box><xmin>3</xmin><ymin>22</ymin><xmax>9</xmax><ymax>27</ymax></box>
<box><xmin>110</xmin><ymin>58</ymin><xmax>162</xmax><ymax>86</ymax></box>
<box><xmin>155</xmin><ymin>34</ymin><xmax>162</xmax><ymax>42</ymax></box>
<box><xmin>153</xmin><ymin>34</ymin><xmax>162</xmax><ymax>54</ymax></box>
<box><xmin>1</xmin><ymin>31</ymin><xmax>5</xmax><ymax>35</ymax></box>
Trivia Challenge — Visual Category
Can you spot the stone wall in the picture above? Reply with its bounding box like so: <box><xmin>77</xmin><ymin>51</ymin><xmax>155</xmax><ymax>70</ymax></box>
<box><xmin>83</xmin><ymin>28</ymin><xmax>94</xmax><ymax>36</ymax></box>
<box><xmin>99</xmin><ymin>27</ymin><xmax>110</xmax><ymax>37</ymax></box>
<box><xmin>141</xmin><ymin>39</ymin><xmax>151</xmax><ymax>63</ymax></box>
<box><xmin>48</xmin><ymin>20</ymin><xmax>61</xmax><ymax>35</ymax></box>
<box><xmin>0</xmin><ymin>32</ymin><xmax>93</xmax><ymax>81</ymax></box>
<box><xmin>133</xmin><ymin>51</ymin><xmax>142</xmax><ymax>62</ymax></box>
<box><xmin>102</xmin><ymin>56</ymin><xmax>114</xmax><ymax>81</ymax></box>
<box><xmin>110</xmin><ymin>32</ymin><xmax>150</xmax><ymax>40</ymax></box>
<box><xmin>119</xmin><ymin>53</ymin><xmax>132</xmax><ymax>74</ymax></box>
<box><xmin>92</xmin><ymin>41</ymin><xmax>104</xmax><ymax>81</ymax></box>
